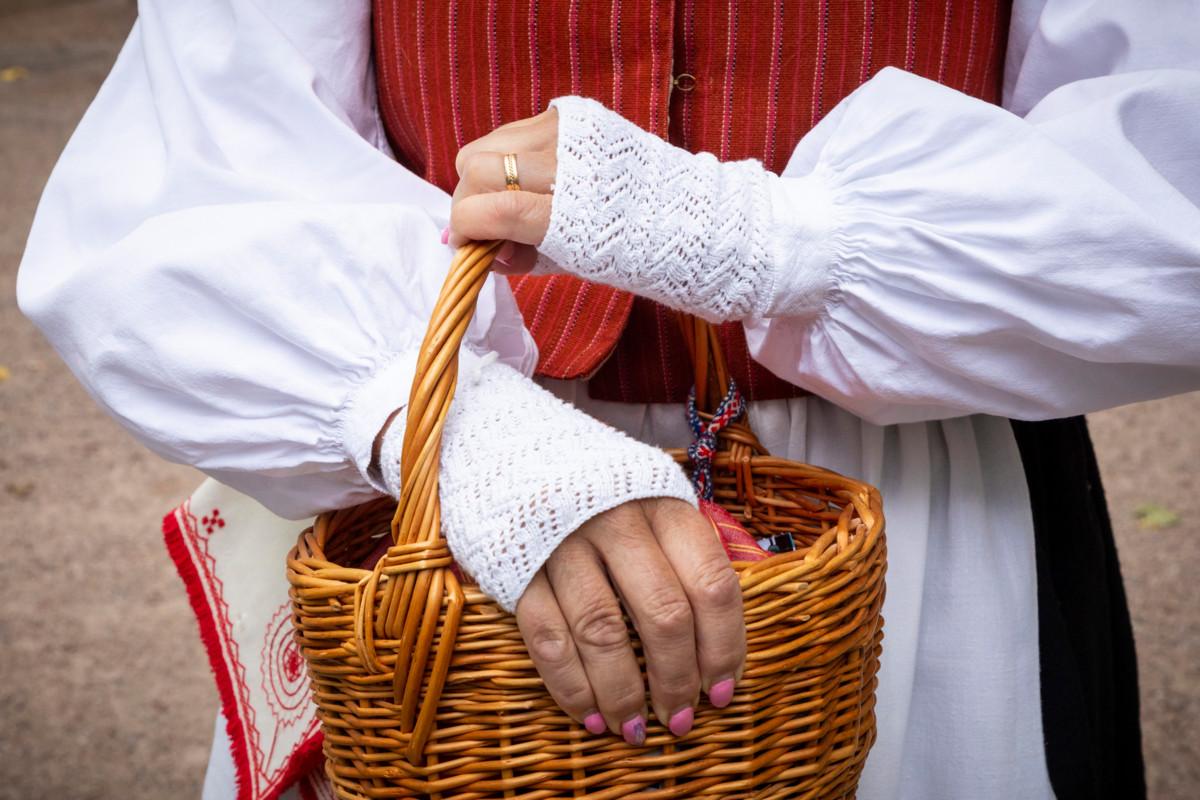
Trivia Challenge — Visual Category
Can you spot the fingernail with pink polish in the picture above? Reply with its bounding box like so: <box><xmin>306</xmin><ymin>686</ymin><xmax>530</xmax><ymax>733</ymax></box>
<box><xmin>668</xmin><ymin>707</ymin><xmax>694</xmax><ymax>737</ymax></box>
<box><xmin>708</xmin><ymin>678</ymin><xmax>736</xmax><ymax>709</ymax></box>
<box><xmin>583</xmin><ymin>712</ymin><xmax>607</xmax><ymax>735</ymax></box>
<box><xmin>621</xmin><ymin>715</ymin><xmax>646</xmax><ymax>746</ymax></box>
<box><xmin>493</xmin><ymin>240</ymin><xmax>515</xmax><ymax>267</ymax></box>
<box><xmin>440</xmin><ymin>226</ymin><xmax>450</xmax><ymax>245</ymax></box>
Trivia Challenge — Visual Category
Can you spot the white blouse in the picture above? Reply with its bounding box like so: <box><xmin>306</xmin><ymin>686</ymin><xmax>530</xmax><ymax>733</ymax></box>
<box><xmin>17</xmin><ymin>0</ymin><xmax>1200</xmax><ymax>798</ymax></box>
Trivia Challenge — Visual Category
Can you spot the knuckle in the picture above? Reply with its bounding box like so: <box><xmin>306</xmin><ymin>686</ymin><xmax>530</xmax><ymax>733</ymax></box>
<box><xmin>492</xmin><ymin>188</ymin><xmax>525</xmax><ymax>221</ymax></box>
<box><xmin>571</xmin><ymin>603</ymin><xmax>629</xmax><ymax>652</ymax></box>
<box><xmin>641</xmin><ymin>588</ymin><xmax>695</xmax><ymax>639</ymax></box>
<box><xmin>652</xmin><ymin>671</ymin><xmax>701</xmax><ymax>705</ymax></box>
<box><xmin>515</xmin><ymin>190</ymin><xmax>546</xmax><ymax>222</ymax></box>
<box><xmin>586</xmin><ymin>504</ymin><xmax>651</xmax><ymax>549</ymax></box>
<box><xmin>526</xmin><ymin>623</ymin><xmax>575</xmax><ymax>669</ymax></box>
<box><xmin>447</xmin><ymin>202</ymin><xmax>471</xmax><ymax>234</ymax></box>
<box><xmin>642</xmin><ymin>496</ymin><xmax>687</xmax><ymax>521</ymax></box>
<box><xmin>453</xmin><ymin>145</ymin><xmax>477</xmax><ymax>178</ymax></box>
<box><xmin>548</xmin><ymin>536</ymin><xmax>592</xmax><ymax>569</ymax></box>
<box><xmin>692</xmin><ymin>558</ymin><xmax>743</xmax><ymax>610</ymax></box>
<box><xmin>552</xmin><ymin>680</ymin><xmax>594</xmax><ymax>714</ymax></box>
<box><xmin>462</xmin><ymin>151</ymin><xmax>492</xmax><ymax>185</ymax></box>
<box><xmin>604</xmin><ymin>682</ymin><xmax>648</xmax><ymax>716</ymax></box>
<box><xmin>588</xmin><ymin>675</ymin><xmax>646</xmax><ymax>718</ymax></box>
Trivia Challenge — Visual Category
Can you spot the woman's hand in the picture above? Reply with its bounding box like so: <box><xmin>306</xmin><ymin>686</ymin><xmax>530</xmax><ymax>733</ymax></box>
<box><xmin>450</xmin><ymin>96</ymin><xmax>790</xmax><ymax>323</ymax></box>
<box><xmin>449</xmin><ymin>108</ymin><xmax>750</xmax><ymax>740</ymax></box>
<box><xmin>515</xmin><ymin>497</ymin><xmax>746</xmax><ymax>743</ymax></box>
<box><xmin>447</xmin><ymin>107</ymin><xmax>558</xmax><ymax>274</ymax></box>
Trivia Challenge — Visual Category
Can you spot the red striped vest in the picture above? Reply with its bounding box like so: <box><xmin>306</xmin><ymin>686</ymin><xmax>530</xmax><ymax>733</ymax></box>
<box><xmin>374</xmin><ymin>0</ymin><xmax>1009</xmax><ymax>403</ymax></box>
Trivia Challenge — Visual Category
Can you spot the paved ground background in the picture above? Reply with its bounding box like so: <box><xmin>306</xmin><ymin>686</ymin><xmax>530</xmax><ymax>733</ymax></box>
<box><xmin>1</xmin><ymin>1</ymin><xmax>1196</xmax><ymax>797</ymax></box>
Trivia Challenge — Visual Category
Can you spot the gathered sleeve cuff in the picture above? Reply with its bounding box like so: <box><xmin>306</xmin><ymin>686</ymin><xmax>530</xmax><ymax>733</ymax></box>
<box><xmin>746</xmin><ymin>65</ymin><xmax>1200</xmax><ymax>424</ymax></box>
<box><xmin>16</xmin><ymin>0</ymin><xmax>536</xmax><ymax>517</ymax></box>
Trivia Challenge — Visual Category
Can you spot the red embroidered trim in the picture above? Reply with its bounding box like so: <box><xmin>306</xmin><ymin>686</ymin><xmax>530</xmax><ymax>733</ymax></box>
<box><xmin>268</xmin><ymin>726</ymin><xmax>324</xmax><ymax>800</ymax></box>
<box><xmin>286</xmin><ymin>737</ymin><xmax>327</xmax><ymax>799</ymax></box>
<box><xmin>162</xmin><ymin>493</ymin><xmax>759</xmax><ymax>798</ymax></box>
<box><xmin>295</xmin><ymin>762</ymin><xmax>332</xmax><ymax>800</ymax></box>
<box><xmin>162</xmin><ymin>510</ymin><xmax>324</xmax><ymax>800</ymax></box>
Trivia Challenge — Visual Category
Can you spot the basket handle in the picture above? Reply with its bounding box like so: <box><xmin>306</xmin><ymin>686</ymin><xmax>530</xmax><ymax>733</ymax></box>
<box><xmin>675</xmin><ymin>313</ymin><xmax>767</xmax><ymax>503</ymax></box>
<box><xmin>354</xmin><ymin>240</ymin><xmax>502</xmax><ymax>764</ymax></box>
<box><xmin>354</xmin><ymin>241</ymin><xmax>764</xmax><ymax>763</ymax></box>
<box><xmin>678</xmin><ymin>313</ymin><xmax>733</xmax><ymax>415</ymax></box>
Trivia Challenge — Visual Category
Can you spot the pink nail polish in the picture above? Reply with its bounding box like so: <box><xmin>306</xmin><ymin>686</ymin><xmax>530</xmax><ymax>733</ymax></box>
<box><xmin>708</xmin><ymin>679</ymin><xmax>736</xmax><ymax>709</ymax></box>
<box><xmin>440</xmin><ymin>226</ymin><xmax>450</xmax><ymax>245</ymax></box>
<box><xmin>621</xmin><ymin>715</ymin><xmax>646</xmax><ymax>746</ymax></box>
<box><xmin>493</xmin><ymin>240</ymin><xmax>515</xmax><ymax>266</ymax></box>
<box><xmin>668</xmin><ymin>707</ymin><xmax>694</xmax><ymax>737</ymax></box>
<box><xmin>583</xmin><ymin>712</ymin><xmax>607</xmax><ymax>735</ymax></box>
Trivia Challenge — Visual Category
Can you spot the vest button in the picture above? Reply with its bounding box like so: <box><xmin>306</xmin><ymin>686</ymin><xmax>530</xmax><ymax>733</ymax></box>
<box><xmin>672</xmin><ymin>73</ymin><xmax>697</xmax><ymax>92</ymax></box>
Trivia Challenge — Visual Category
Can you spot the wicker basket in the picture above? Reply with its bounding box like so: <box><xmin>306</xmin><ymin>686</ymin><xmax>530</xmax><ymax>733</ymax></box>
<box><xmin>287</xmin><ymin>241</ymin><xmax>886</xmax><ymax>799</ymax></box>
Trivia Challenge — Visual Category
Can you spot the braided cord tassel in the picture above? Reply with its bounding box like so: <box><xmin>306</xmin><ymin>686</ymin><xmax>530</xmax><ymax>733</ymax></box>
<box><xmin>686</xmin><ymin>379</ymin><xmax>746</xmax><ymax>500</ymax></box>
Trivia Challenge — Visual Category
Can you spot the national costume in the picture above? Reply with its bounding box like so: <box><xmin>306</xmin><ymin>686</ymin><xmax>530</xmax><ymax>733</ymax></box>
<box><xmin>17</xmin><ymin>1</ymin><xmax>1200</xmax><ymax>798</ymax></box>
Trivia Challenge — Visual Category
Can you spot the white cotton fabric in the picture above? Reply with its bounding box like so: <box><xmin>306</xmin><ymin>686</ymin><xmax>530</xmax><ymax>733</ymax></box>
<box><xmin>13</xmin><ymin>0</ymin><xmax>539</xmax><ymax>519</ymax></box>
<box><xmin>542</xmin><ymin>66</ymin><xmax>1200</xmax><ymax>425</ymax></box>
<box><xmin>748</xmin><ymin>65</ymin><xmax>1200</xmax><ymax>425</ymax></box>
<box><xmin>376</xmin><ymin>353</ymin><xmax>697</xmax><ymax>612</ymax></box>
<box><xmin>13</xmin><ymin>0</ymin><xmax>1200</xmax><ymax>798</ymax></box>
<box><xmin>202</xmin><ymin>712</ymin><xmax>309</xmax><ymax>800</ymax></box>
<box><xmin>543</xmin><ymin>381</ymin><xmax>1049</xmax><ymax>799</ymax></box>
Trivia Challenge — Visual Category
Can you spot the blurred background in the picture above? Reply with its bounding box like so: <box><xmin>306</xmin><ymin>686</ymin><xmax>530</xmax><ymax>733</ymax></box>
<box><xmin>1</xmin><ymin>0</ymin><xmax>1197</xmax><ymax>797</ymax></box>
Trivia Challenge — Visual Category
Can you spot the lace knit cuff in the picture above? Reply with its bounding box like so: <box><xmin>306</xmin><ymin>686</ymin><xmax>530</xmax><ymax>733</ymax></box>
<box><xmin>378</xmin><ymin>352</ymin><xmax>697</xmax><ymax>611</ymax></box>
<box><xmin>537</xmin><ymin>95</ymin><xmax>833</xmax><ymax>323</ymax></box>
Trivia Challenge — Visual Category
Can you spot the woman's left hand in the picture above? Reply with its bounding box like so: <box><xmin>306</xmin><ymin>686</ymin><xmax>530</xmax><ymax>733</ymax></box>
<box><xmin>448</xmin><ymin>107</ymin><xmax>559</xmax><ymax>274</ymax></box>
<box><xmin>450</xmin><ymin>97</ymin><xmax>786</xmax><ymax>325</ymax></box>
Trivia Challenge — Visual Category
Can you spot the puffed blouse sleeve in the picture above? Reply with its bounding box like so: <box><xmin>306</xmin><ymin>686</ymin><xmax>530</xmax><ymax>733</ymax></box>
<box><xmin>15</xmin><ymin>0</ymin><xmax>537</xmax><ymax>517</ymax></box>
<box><xmin>744</xmin><ymin>0</ymin><xmax>1200</xmax><ymax>425</ymax></box>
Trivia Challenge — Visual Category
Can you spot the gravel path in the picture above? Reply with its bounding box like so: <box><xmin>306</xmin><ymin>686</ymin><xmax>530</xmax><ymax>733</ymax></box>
<box><xmin>1</xmin><ymin>2</ymin><xmax>1195</xmax><ymax>797</ymax></box>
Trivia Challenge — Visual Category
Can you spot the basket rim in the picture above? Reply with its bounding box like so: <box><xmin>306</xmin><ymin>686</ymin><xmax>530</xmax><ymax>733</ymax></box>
<box><xmin>288</xmin><ymin>451</ymin><xmax>884</xmax><ymax>589</ymax></box>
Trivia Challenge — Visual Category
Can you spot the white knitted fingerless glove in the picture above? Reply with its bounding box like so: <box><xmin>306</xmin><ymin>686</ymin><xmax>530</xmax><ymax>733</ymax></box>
<box><xmin>537</xmin><ymin>95</ymin><xmax>832</xmax><ymax>322</ymax></box>
<box><xmin>376</xmin><ymin>351</ymin><xmax>697</xmax><ymax>612</ymax></box>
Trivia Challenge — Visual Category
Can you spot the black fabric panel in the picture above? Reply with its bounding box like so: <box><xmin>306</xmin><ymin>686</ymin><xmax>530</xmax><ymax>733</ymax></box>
<box><xmin>1012</xmin><ymin>417</ymin><xmax>1146</xmax><ymax>800</ymax></box>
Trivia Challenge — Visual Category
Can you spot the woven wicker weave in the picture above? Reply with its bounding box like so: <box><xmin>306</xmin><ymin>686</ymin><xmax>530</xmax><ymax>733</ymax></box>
<box><xmin>287</xmin><ymin>241</ymin><xmax>886</xmax><ymax>799</ymax></box>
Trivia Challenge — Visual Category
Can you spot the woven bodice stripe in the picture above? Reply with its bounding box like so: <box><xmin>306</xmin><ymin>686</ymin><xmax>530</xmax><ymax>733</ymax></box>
<box><xmin>373</xmin><ymin>0</ymin><xmax>1009</xmax><ymax>403</ymax></box>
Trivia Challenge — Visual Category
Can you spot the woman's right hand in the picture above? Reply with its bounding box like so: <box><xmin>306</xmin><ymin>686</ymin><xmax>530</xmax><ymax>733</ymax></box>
<box><xmin>514</xmin><ymin>496</ymin><xmax>746</xmax><ymax>743</ymax></box>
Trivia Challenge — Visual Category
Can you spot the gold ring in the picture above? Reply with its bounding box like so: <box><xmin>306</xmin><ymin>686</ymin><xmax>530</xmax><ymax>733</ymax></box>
<box><xmin>503</xmin><ymin>153</ymin><xmax>521</xmax><ymax>191</ymax></box>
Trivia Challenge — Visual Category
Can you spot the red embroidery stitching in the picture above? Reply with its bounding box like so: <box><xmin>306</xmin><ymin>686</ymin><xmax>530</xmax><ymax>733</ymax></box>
<box><xmin>166</xmin><ymin>501</ymin><xmax>322</xmax><ymax>799</ymax></box>
<box><xmin>261</xmin><ymin>602</ymin><xmax>312</xmax><ymax>728</ymax></box>
<box><xmin>201</xmin><ymin>507</ymin><xmax>226</xmax><ymax>534</ymax></box>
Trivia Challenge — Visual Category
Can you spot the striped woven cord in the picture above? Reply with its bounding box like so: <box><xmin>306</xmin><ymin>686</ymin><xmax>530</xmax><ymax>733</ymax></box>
<box><xmin>686</xmin><ymin>379</ymin><xmax>746</xmax><ymax>501</ymax></box>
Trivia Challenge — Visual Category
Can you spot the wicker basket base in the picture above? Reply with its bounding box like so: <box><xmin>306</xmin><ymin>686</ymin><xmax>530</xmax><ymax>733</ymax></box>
<box><xmin>291</xmin><ymin>476</ymin><xmax>885</xmax><ymax>799</ymax></box>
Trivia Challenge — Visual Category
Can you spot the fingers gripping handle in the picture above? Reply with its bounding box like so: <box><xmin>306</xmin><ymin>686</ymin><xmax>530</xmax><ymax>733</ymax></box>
<box><xmin>354</xmin><ymin>240</ymin><xmax>503</xmax><ymax>763</ymax></box>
